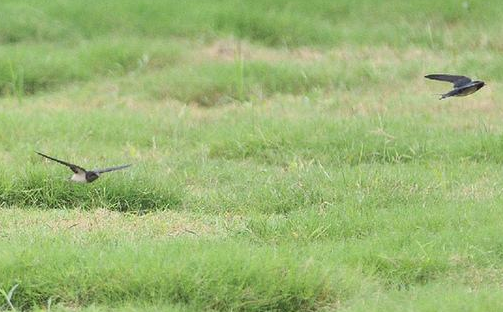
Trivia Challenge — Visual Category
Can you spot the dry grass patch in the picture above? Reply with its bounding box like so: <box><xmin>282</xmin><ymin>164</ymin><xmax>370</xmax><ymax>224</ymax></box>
<box><xmin>203</xmin><ymin>38</ymin><xmax>323</xmax><ymax>63</ymax></box>
<box><xmin>0</xmin><ymin>208</ymin><xmax>245</xmax><ymax>240</ymax></box>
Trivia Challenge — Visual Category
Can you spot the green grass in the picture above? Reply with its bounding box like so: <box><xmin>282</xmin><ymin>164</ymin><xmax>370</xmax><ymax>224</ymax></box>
<box><xmin>2</xmin><ymin>0</ymin><xmax>503</xmax><ymax>311</ymax></box>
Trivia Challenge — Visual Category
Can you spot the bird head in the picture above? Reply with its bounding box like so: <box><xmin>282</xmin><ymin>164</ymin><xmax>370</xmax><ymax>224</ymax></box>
<box><xmin>86</xmin><ymin>172</ymin><xmax>100</xmax><ymax>183</ymax></box>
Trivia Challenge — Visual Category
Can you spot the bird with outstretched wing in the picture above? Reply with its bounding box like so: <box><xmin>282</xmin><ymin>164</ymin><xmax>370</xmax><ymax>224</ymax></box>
<box><xmin>36</xmin><ymin>152</ymin><xmax>131</xmax><ymax>183</ymax></box>
<box><xmin>425</xmin><ymin>74</ymin><xmax>485</xmax><ymax>100</ymax></box>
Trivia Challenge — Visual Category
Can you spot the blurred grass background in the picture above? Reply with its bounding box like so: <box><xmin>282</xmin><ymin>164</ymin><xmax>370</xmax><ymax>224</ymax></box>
<box><xmin>2</xmin><ymin>0</ymin><xmax>503</xmax><ymax>311</ymax></box>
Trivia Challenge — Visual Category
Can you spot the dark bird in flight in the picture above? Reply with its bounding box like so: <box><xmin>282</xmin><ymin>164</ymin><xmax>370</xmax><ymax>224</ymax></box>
<box><xmin>36</xmin><ymin>152</ymin><xmax>131</xmax><ymax>183</ymax></box>
<box><xmin>424</xmin><ymin>74</ymin><xmax>485</xmax><ymax>100</ymax></box>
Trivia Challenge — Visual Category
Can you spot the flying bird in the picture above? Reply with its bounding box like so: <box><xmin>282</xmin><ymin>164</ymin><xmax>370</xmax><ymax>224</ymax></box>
<box><xmin>36</xmin><ymin>152</ymin><xmax>131</xmax><ymax>183</ymax></box>
<box><xmin>424</xmin><ymin>74</ymin><xmax>485</xmax><ymax>100</ymax></box>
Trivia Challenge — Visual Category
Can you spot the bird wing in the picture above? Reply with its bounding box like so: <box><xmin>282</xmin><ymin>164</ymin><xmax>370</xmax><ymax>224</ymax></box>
<box><xmin>93</xmin><ymin>164</ymin><xmax>131</xmax><ymax>174</ymax></box>
<box><xmin>424</xmin><ymin>74</ymin><xmax>472</xmax><ymax>88</ymax></box>
<box><xmin>36</xmin><ymin>152</ymin><xmax>86</xmax><ymax>174</ymax></box>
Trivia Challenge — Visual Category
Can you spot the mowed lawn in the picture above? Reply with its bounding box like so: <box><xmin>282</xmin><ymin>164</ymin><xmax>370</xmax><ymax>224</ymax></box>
<box><xmin>2</xmin><ymin>0</ymin><xmax>503</xmax><ymax>311</ymax></box>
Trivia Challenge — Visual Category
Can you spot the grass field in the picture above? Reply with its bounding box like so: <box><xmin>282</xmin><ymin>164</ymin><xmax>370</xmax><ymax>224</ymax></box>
<box><xmin>2</xmin><ymin>0</ymin><xmax>503</xmax><ymax>311</ymax></box>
